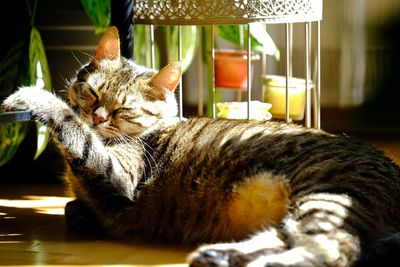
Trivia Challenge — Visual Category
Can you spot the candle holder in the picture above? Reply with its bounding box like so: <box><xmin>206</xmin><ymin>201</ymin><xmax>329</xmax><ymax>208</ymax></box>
<box><xmin>263</xmin><ymin>75</ymin><xmax>314</xmax><ymax>121</ymax></box>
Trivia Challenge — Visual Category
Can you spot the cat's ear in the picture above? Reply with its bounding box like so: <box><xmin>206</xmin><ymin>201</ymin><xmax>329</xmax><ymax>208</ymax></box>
<box><xmin>93</xmin><ymin>26</ymin><xmax>120</xmax><ymax>63</ymax></box>
<box><xmin>149</xmin><ymin>61</ymin><xmax>181</xmax><ymax>100</ymax></box>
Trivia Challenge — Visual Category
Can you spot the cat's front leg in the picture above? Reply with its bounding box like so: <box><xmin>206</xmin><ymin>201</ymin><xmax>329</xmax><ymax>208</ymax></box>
<box><xmin>4</xmin><ymin>87</ymin><xmax>137</xmax><ymax>232</ymax></box>
<box><xmin>65</xmin><ymin>199</ymin><xmax>103</xmax><ymax>234</ymax></box>
<box><xmin>3</xmin><ymin>86</ymin><xmax>72</xmax><ymax>125</ymax></box>
<box><xmin>3</xmin><ymin>86</ymin><xmax>111</xmax><ymax>175</ymax></box>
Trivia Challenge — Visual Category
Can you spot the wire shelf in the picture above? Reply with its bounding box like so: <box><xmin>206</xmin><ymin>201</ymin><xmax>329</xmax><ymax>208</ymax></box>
<box><xmin>134</xmin><ymin>0</ymin><xmax>323</xmax><ymax>25</ymax></box>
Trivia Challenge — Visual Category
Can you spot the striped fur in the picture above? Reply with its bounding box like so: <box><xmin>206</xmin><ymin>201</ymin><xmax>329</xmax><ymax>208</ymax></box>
<box><xmin>3</xmin><ymin>50</ymin><xmax>400</xmax><ymax>267</ymax></box>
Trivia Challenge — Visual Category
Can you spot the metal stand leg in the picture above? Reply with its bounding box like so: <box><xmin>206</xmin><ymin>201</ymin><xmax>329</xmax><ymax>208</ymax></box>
<box><xmin>261</xmin><ymin>24</ymin><xmax>268</xmax><ymax>103</ymax></box>
<box><xmin>285</xmin><ymin>23</ymin><xmax>291</xmax><ymax>123</ymax></box>
<box><xmin>178</xmin><ymin>26</ymin><xmax>183</xmax><ymax>120</ymax></box>
<box><xmin>316</xmin><ymin>21</ymin><xmax>321</xmax><ymax>129</ymax></box>
<box><xmin>197</xmin><ymin>26</ymin><xmax>204</xmax><ymax>116</ymax></box>
<box><xmin>305</xmin><ymin>22</ymin><xmax>311</xmax><ymax>128</ymax></box>
<box><xmin>247</xmin><ymin>23</ymin><xmax>252</xmax><ymax>120</ymax></box>
<box><xmin>150</xmin><ymin>25</ymin><xmax>155</xmax><ymax>69</ymax></box>
<box><xmin>211</xmin><ymin>25</ymin><xmax>216</xmax><ymax>119</ymax></box>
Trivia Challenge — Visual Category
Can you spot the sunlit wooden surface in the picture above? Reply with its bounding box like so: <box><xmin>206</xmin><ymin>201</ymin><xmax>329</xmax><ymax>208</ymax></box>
<box><xmin>0</xmin><ymin>185</ymin><xmax>193</xmax><ymax>266</ymax></box>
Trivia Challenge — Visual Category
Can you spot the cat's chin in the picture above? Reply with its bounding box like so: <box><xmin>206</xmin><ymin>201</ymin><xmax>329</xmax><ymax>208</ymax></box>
<box><xmin>91</xmin><ymin>126</ymin><xmax>119</xmax><ymax>142</ymax></box>
<box><xmin>94</xmin><ymin>127</ymin><xmax>143</xmax><ymax>144</ymax></box>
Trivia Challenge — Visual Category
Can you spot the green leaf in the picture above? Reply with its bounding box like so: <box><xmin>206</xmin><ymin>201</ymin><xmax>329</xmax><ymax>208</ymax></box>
<box><xmin>80</xmin><ymin>0</ymin><xmax>111</xmax><ymax>34</ymax></box>
<box><xmin>0</xmin><ymin>121</ymin><xmax>29</xmax><ymax>167</ymax></box>
<box><xmin>202</xmin><ymin>26</ymin><xmax>222</xmax><ymax>117</ymax></box>
<box><xmin>133</xmin><ymin>25</ymin><xmax>161</xmax><ymax>68</ymax></box>
<box><xmin>166</xmin><ymin>26</ymin><xmax>198</xmax><ymax>73</ymax></box>
<box><xmin>0</xmin><ymin>41</ymin><xmax>29</xmax><ymax>97</ymax></box>
<box><xmin>250</xmin><ymin>24</ymin><xmax>280</xmax><ymax>61</ymax></box>
<box><xmin>34</xmin><ymin>122</ymin><xmax>49</xmax><ymax>160</ymax></box>
<box><xmin>0</xmin><ymin>34</ymin><xmax>30</xmax><ymax>166</ymax></box>
<box><xmin>217</xmin><ymin>25</ymin><xmax>280</xmax><ymax>61</ymax></box>
<box><xmin>134</xmin><ymin>26</ymin><xmax>197</xmax><ymax>73</ymax></box>
<box><xmin>29</xmin><ymin>27</ymin><xmax>52</xmax><ymax>90</ymax></box>
<box><xmin>29</xmin><ymin>27</ymin><xmax>52</xmax><ymax>160</ymax></box>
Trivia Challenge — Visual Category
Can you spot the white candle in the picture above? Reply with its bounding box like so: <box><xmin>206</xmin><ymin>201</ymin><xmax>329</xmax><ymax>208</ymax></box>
<box><xmin>217</xmin><ymin>101</ymin><xmax>272</xmax><ymax>120</ymax></box>
<box><xmin>263</xmin><ymin>75</ymin><xmax>313</xmax><ymax>121</ymax></box>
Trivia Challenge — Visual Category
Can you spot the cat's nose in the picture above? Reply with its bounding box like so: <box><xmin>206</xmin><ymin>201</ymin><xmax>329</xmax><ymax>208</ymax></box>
<box><xmin>93</xmin><ymin>114</ymin><xmax>105</xmax><ymax>125</ymax></box>
<box><xmin>93</xmin><ymin>106</ymin><xmax>108</xmax><ymax>125</ymax></box>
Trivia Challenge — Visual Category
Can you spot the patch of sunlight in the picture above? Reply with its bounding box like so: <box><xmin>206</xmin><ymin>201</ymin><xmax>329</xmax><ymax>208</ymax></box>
<box><xmin>146</xmin><ymin>265</ymin><xmax>187</xmax><ymax>267</ymax></box>
<box><xmin>155</xmin><ymin>265</ymin><xmax>187</xmax><ymax>267</ymax></box>
<box><xmin>0</xmin><ymin>233</ymin><xmax>23</xmax><ymax>237</ymax></box>
<box><xmin>2</xmin><ymin>264</ymin><xmax>188</xmax><ymax>267</ymax></box>
<box><xmin>0</xmin><ymin>195</ymin><xmax>72</xmax><ymax>215</ymax></box>
<box><xmin>109</xmin><ymin>265</ymin><xmax>187</xmax><ymax>267</ymax></box>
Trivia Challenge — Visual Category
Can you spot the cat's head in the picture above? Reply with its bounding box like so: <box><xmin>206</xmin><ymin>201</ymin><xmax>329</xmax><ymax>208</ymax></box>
<box><xmin>67</xmin><ymin>26</ymin><xmax>181</xmax><ymax>140</ymax></box>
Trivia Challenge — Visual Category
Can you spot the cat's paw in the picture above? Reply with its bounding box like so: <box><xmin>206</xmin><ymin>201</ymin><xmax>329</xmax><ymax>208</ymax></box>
<box><xmin>3</xmin><ymin>86</ymin><xmax>69</xmax><ymax>124</ymax></box>
<box><xmin>188</xmin><ymin>246</ymin><xmax>318</xmax><ymax>267</ymax></box>
<box><xmin>189</xmin><ymin>249</ymin><xmax>250</xmax><ymax>267</ymax></box>
<box><xmin>65</xmin><ymin>199</ymin><xmax>103</xmax><ymax>233</ymax></box>
<box><xmin>188</xmin><ymin>229</ymin><xmax>290</xmax><ymax>266</ymax></box>
<box><xmin>3</xmin><ymin>86</ymin><xmax>43</xmax><ymax>112</ymax></box>
<box><xmin>188</xmin><ymin>242</ymin><xmax>284</xmax><ymax>267</ymax></box>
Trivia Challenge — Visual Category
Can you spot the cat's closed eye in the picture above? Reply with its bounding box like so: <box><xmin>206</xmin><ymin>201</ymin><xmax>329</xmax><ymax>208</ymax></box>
<box><xmin>114</xmin><ymin>108</ymin><xmax>142</xmax><ymax>121</ymax></box>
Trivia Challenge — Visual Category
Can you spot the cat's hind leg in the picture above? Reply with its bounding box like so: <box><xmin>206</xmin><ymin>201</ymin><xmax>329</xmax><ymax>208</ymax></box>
<box><xmin>188</xmin><ymin>193</ymin><xmax>361</xmax><ymax>267</ymax></box>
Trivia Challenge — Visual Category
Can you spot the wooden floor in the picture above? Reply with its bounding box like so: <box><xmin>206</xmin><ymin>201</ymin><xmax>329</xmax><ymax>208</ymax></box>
<box><xmin>0</xmin><ymin>184</ymin><xmax>193</xmax><ymax>266</ymax></box>
<box><xmin>0</xmin><ymin>138</ymin><xmax>399</xmax><ymax>266</ymax></box>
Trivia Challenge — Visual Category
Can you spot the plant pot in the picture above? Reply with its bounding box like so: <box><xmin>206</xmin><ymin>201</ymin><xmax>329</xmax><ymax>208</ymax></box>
<box><xmin>262</xmin><ymin>75</ymin><xmax>313</xmax><ymax>121</ymax></box>
<box><xmin>214</xmin><ymin>49</ymin><xmax>260</xmax><ymax>90</ymax></box>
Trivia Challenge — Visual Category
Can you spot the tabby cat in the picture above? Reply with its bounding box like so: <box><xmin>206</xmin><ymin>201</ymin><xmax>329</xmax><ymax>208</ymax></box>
<box><xmin>3</xmin><ymin>27</ymin><xmax>400</xmax><ymax>267</ymax></box>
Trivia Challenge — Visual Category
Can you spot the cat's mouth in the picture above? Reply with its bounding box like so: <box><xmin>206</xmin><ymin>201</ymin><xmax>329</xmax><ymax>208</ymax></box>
<box><xmin>94</xmin><ymin>124</ymin><xmax>143</xmax><ymax>144</ymax></box>
<box><xmin>93</xmin><ymin>124</ymin><xmax>120</xmax><ymax>139</ymax></box>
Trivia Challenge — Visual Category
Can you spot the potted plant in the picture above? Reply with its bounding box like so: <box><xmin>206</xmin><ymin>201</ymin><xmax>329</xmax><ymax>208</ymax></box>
<box><xmin>214</xmin><ymin>49</ymin><xmax>260</xmax><ymax>90</ymax></box>
<box><xmin>0</xmin><ymin>0</ymin><xmax>52</xmax><ymax>166</ymax></box>
<box><xmin>214</xmin><ymin>24</ymin><xmax>280</xmax><ymax>90</ymax></box>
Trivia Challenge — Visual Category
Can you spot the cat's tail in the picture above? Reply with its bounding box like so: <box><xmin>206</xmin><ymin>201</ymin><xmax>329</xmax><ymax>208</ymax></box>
<box><xmin>355</xmin><ymin>233</ymin><xmax>400</xmax><ymax>267</ymax></box>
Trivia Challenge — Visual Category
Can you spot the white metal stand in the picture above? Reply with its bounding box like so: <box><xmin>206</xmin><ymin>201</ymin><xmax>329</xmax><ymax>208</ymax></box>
<box><xmin>133</xmin><ymin>0</ymin><xmax>323</xmax><ymax>128</ymax></box>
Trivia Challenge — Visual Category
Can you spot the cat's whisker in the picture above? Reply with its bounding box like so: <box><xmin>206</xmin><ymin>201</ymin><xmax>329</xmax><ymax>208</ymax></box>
<box><xmin>71</xmin><ymin>51</ymin><xmax>87</xmax><ymax>70</ymax></box>
<box><xmin>76</xmin><ymin>50</ymin><xmax>96</xmax><ymax>62</ymax></box>
<box><xmin>139</xmin><ymin>138</ymin><xmax>155</xmax><ymax>152</ymax></box>
<box><xmin>138</xmin><ymin>139</ymin><xmax>158</xmax><ymax>170</ymax></box>
<box><xmin>74</xmin><ymin>81</ymin><xmax>89</xmax><ymax>87</ymax></box>
<box><xmin>116</xmin><ymin>132</ymin><xmax>133</xmax><ymax>145</ymax></box>
<box><xmin>141</xmin><ymin>149</ymin><xmax>152</xmax><ymax>179</ymax></box>
<box><xmin>137</xmin><ymin>138</ymin><xmax>159</xmax><ymax>178</ymax></box>
<box><xmin>57</xmin><ymin>89</ymin><xmax>69</xmax><ymax>99</ymax></box>
<box><xmin>123</xmin><ymin>137</ymin><xmax>150</xmax><ymax>180</ymax></box>
<box><xmin>126</xmin><ymin>137</ymin><xmax>151</xmax><ymax>176</ymax></box>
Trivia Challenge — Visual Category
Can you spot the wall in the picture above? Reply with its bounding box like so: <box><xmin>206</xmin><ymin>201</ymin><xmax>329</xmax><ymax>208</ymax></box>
<box><xmin>36</xmin><ymin>0</ymin><xmax>100</xmax><ymax>93</ymax></box>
